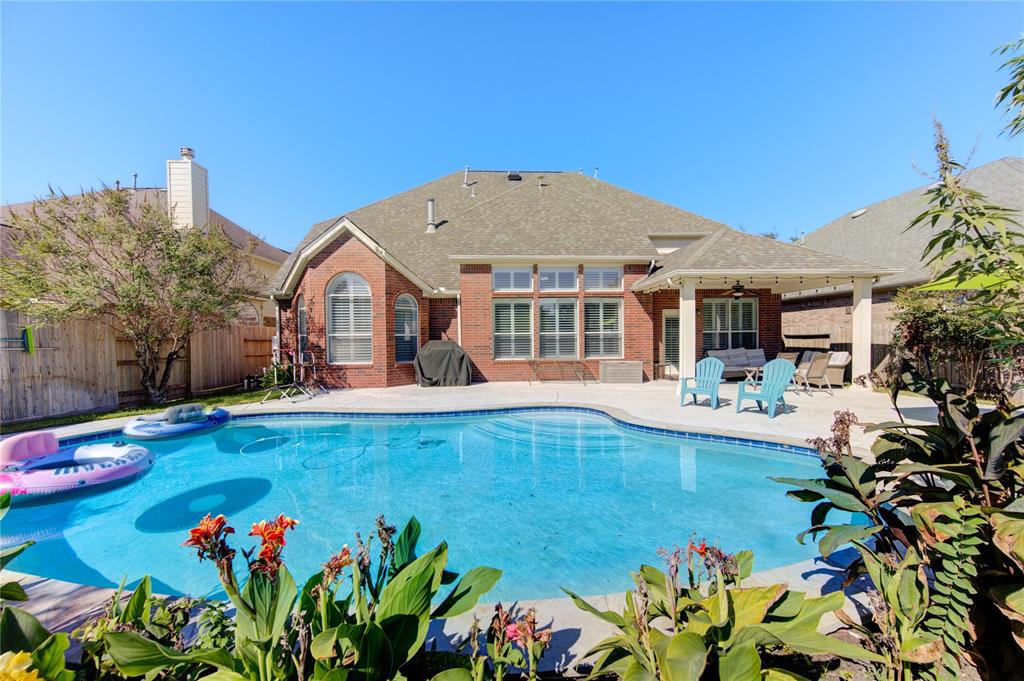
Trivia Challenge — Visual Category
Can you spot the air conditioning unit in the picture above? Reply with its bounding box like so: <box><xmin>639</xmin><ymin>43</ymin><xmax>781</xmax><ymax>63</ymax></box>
<box><xmin>600</xmin><ymin>360</ymin><xmax>644</xmax><ymax>384</ymax></box>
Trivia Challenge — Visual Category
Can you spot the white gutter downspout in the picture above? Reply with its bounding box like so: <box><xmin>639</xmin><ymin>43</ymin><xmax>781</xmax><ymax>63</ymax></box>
<box><xmin>456</xmin><ymin>294</ymin><xmax>463</xmax><ymax>345</ymax></box>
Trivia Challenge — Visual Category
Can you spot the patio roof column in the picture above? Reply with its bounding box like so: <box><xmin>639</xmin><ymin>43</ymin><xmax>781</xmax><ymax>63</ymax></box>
<box><xmin>852</xmin><ymin>277</ymin><xmax>873</xmax><ymax>382</ymax></box>
<box><xmin>680</xmin><ymin>278</ymin><xmax>697</xmax><ymax>379</ymax></box>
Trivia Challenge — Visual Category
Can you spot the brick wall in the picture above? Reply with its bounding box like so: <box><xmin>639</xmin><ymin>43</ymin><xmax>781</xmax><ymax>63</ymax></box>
<box><xmin>458</xmin><ymin>263</ymin><xmax>656</xmax><ymax>382</ymax></box>
<box><xmin>651</xmin><ymin>288</ymin><xmax>783</xmax><ymax>366</ymax></box>
<box><xmin>429</xmin><ymin>298</ymin><xmax>459</xmax><ymax>341</ymax></box>
<box><xmin>782</xmin><ymin>291</ymin><xmax>898</xmax><ymax>345</ymax></box>
<box><xmin>278</xmin><ymin>235</ymin><xmax>790</xmax><ymax>386</ymax></box>
<box><xmin>278</xmin><ymin>232</ymin><xmax>432</xmax><ymax>388</ymax></box>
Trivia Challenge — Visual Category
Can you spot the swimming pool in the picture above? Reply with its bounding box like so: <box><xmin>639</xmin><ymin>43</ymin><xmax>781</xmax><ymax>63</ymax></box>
<box><xmin>4</xmin><ymin>410</ymin><xmax>834</xmax><ymax>601</ymax></box>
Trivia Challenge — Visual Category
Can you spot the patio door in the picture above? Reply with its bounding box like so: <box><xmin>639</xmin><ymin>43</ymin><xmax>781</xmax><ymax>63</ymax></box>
<box><xmin>663</xmin><ymin>310</ymin><xmax>680</xmax><ymax>378</ymax></box>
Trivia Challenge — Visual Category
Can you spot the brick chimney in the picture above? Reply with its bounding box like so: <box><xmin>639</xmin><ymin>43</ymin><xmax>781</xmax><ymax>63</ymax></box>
<box><xmin>166</xmin><ymin>147</ymin><xmax>209</xmax><ymax>229</ymax></box>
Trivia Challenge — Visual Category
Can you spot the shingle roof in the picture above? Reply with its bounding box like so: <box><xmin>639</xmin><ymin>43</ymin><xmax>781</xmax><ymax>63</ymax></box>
<box><xmin>274</xmin><ymin>170</ymin><xmax>894</xmax><ymax>294</ymax></box>
<box><xmin>1</xmin><ymin>189</ymin><xmax>289</xmax><ymax>264</ymax></box>
<box><xmin>788</xmin><ymin>156</ymin><xmax>1024</xmax><ymax>300</ymax></box>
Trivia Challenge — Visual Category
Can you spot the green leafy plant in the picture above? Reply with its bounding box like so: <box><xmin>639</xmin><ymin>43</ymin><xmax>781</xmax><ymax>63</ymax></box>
<box><xmin>100</xmin><ymin>513</ymin><xmax>500</xmax><ymax>681</ymax></box>
<box><xmin>564</xmin><ymin>540</ymin><xmax>881</xmax><ymax>680</ymax></box>
<box><xmin>0</xmin><ymin>492</ymin><xmax>75</xmax><ymax>681</ymax></box>
<box><xmin>303</xmin><ymin>515</ymin><xmax>501</xmax><ymax>681</ymax></box>
<box><xmin>777</xmin><ymin>363</ymin><xmax>1024</xmax><ymax>679</ymax></box>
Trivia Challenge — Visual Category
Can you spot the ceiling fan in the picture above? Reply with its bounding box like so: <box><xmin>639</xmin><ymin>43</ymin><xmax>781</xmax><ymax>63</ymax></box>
<box><xmin>729</xmin><ymin>281</ymin><xmax>764</xmax><ymax>299</ymax></box>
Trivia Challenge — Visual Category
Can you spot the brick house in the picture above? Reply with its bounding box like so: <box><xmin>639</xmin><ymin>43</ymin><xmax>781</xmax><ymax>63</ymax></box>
<box><xmin>270</xmin><ymin>170</ymin><xmax>892</xmax><ymax>387</ymax></box>
<box><xmin>782</xmin><ymin>156</ymin><xmax>1023</xmax><ymax>363</ymax></box>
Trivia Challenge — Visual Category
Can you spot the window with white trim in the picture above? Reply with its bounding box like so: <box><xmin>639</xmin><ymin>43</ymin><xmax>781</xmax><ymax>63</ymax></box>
<box><xmin>492</xmin><ymin>267</ymin><xmax>533</xmax><ymax>292</ymax></box>
<box><xmin>538</xmin><ymin>267</ymin><xmax>578</xmax><ymax>292</ymax></box>
<box><xmin>326</xmin><ymin>273</ymin><xmax>372</xmax><ymax>364</ymax></box>
<box><xmin>583</xmin><ymin>266</ymin><xmax>623</xmax><ymax>291</ymax></box>
<box><xmin>538</xmin><ymin>299</ymin><xmax>577</xmax><ymax>359</ymax></box>
<box><xmin>703</xmin><ymin>298</ymin><xmax>758</xmax><ymax>351</ymax></box>
<box><xmin>394</xmin><ymin>294</ymin><xmax>419</xmax><ymax>363</ymax></box>
<box><xmin>296</xmin><ymin>294</ymin><xmax>309</xmax><ymax>363</ymax></box>
<box><xmin>493</xmin><ymin>299</ymin><xmax>533</xmax><ymax>359</ymax></box>
<box><xmin>584</xmin><ymin>299</ymin><xmax>622</xmax><ymax>358</ymax></box>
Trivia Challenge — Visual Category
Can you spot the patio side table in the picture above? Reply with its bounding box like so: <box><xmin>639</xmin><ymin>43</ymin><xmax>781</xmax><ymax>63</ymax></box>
<box><xmin>742</xmin><ymin>366</ymin><xmax>763</xmax><ymax>381</ymax></box>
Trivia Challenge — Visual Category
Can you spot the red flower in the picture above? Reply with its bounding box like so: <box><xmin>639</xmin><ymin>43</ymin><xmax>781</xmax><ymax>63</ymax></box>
<box><xmin>183</xmin><ymin>514</ymin><xmax>235</xmax><ymax>562</ymax></box>
<box><xmin>688</xmin><ymin>540</ymin><xmax>708</xmax><ymax>557</ymax></box>
<box><xmin>247</xmin><ymin>514</ymin><xmax>299</xmax><ymax>579</ymax></box>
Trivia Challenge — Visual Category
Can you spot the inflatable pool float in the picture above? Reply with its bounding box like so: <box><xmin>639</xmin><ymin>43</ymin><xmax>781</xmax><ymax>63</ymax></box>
<box><xmin>123</xmin><ymin>404</ymin><xmax>231</xmax><ymax>440</ymax></box>
<box><xmin>0</xmin><ymin>431</ymin><xmax>154</xmax><ymax>500</ymax></box>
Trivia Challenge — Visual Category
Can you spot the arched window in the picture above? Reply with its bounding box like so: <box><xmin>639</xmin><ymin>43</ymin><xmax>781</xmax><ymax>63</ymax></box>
<box><xmin>326</xmin><ymin>273</ymin><xmax>372</xmax><ymax>364</ymax></box>
<box><xmin>394</xmin><ymin>294</ymin><xmax>419</xmax><ymax>363</ymax></box>
<box><xmin>296</xmin><ymin>294</ymin><xmax>308</xmax><ymax>362</ymax></box>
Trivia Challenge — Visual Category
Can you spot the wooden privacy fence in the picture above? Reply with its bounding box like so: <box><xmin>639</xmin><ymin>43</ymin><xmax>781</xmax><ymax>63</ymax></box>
<box><xmin>1</xmin><ymin>310</ymin><xmax>275</xmax><ymax>424</ymax></box>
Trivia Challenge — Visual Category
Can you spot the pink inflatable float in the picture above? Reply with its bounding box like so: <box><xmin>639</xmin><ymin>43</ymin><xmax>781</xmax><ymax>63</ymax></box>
<box><xmin>0</xmin><ymin>431</ymin><xmax>154</xmax><ymax>500</ymax></box>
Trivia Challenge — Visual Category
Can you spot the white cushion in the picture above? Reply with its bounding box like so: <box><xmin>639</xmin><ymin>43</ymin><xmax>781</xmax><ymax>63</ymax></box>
<box><xmin>828</xmin><ymin>351</ymin><xmax>851</xmax><ymax>366</ymax></box>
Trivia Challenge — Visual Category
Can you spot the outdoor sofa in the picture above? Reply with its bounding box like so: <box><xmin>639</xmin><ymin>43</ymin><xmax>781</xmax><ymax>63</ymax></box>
<box><xmin>704</xmin><ymin>348</ymin><xmax>767</xmax><ymax>379</ymax></box>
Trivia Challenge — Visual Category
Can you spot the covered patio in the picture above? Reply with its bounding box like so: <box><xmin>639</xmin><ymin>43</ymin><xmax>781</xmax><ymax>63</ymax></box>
<box><xmin>632</xmin><ymin>229</ymin><xmax>899</xmax><ymax>381</ymax></box>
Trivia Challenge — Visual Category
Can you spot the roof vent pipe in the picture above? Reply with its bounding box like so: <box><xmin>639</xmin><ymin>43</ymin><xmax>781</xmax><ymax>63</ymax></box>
<box><xmin>463</xmin><ymin>166</ymin><xmax>470</xmax><ymax>187</ymax></box>
<box><xmin>426</xmin><ymin>198</ymin><xmax>437</xmax><ymax>233</ymax></box>
<box><xmin>594</xmin><ymin>166</ymin><xmax>599</xmax><ymax>179</ymax></box>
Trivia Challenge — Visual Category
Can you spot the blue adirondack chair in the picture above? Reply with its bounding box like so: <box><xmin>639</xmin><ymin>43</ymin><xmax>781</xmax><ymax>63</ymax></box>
<box><xmin>736</xmin><ymin>358</ymin><xmax>797</xmax><ymax>418</ymax></box>
<box><xmin>680</xmin><ymin>357</ymin><xmax>725</xmax><ymax>409</ymax></box>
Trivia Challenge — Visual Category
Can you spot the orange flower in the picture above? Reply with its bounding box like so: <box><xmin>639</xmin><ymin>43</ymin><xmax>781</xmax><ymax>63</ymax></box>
<box><xmin>247</xmin><ymin>514</ymin><xmax>300</xmax><ymax>579</ymax></box>
<box><xmin>183</xmin><ymin>514</ymin><xmax>235</xmax><ymax>563</ymax></box>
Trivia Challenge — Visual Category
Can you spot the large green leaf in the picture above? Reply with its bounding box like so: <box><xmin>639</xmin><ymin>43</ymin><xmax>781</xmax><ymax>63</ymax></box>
<box><xmin>197</xmin><ymin>670</ymin><xmax>250</xmax><ymax>681</ymax></box>
<box><xmin>623</xmin><ymin>659</ymin><xmax>657</xmax><ymax>681</ymax></box>
<box><xmin>119</xmin><ymin>575</ymin><xmax>152</xmax><ymax>624</ymax></box>
<box><xmin>430</xmin><ymin>669</ymin><xmax>474</xmax><ymax>681</ymax></box>
<box><xmin>0</xmin><ymin>605</ymin><xmax>50</xmax><ymax>652</ymax></box>
<box><xmin>991</xmin><ymin>512</ymin><xmax>1024</xmax><ymax>570</ymax></box>
<box><xmin>718</xmin><ymin>641</ymin><xmax>761</xmax><ymax>681</ymax></box>
<box><xmin>0</xmin><ymin>541</ymin><xmax>34</xmax><ymax>572</ymax></box>
<box><xmin>987</xmin><ymin>413</ymin><xmax>1024</xmax><ymax>480</ymax></box>
<box><xmin>235</xmin><ymin>566</ymin><xmax>297</xmax><ymax>645</ymax></box>
<box><xmin>563</xmin><ymin>588</ymin><xmax>629</xmax><ymax>627</ymax></box>
<box><xmin>818</xmin><ymin>525</ymin><xmax>882</xmax><ymax>559</ymax></box>
<box><xmin>769</xmin><ymin>478</ymin><xmax>867</xmax><ymax>513</ymax></box>
<box><xmin>658</xmin><ymin>631</ymin><xmax>707</xmax><ymax>681</ymax></box>
<box><xmin>431</xmin><ymin>567</ymin><xmax>501</xmax><ymax>619</ymax></box>
<box><xmin>378</xmin><ymin>544</ymin><xmax>447</xmax><ymax>666</ymax></box>
<box><xmin>105</xmin><ymin>631</ymin><xmax>236</xmax><ymax>676</ymax></box>
<box><xmin>728</xmin><ymin>585</ymin><xmax>786</xmax><ymax>632</ymax></box>
<box><xmin>760</xmin><ymin>670</ymin><xmax>811</xmax><ymax>680</ymax></box>
<box><xmin>1</xmin><ymin>581</ymin><xmax>28</xmax><ymax>602</ymax></box>
<box><xmin>0</xmin><ymin>492</ymin><xmax>10</xmax><ymax>520</ymax></box>
<box><xmin>392</xmin><ymin>516</ymin><xmax>422</xmax><ymax>575</ymax></box>
<box><xmin>990</xmin><ymin>584</ymin><xmax>1024</xmax><ymax>623</ymax></box>
<box><xmin>30</xmin><ymin>634</ymin><xmax>74</xmax><ymax>681</ymax></box>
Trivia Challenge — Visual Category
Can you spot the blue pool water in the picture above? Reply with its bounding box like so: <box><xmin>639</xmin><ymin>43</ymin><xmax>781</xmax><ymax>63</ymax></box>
<box><xmin>3</xmin><ymin>411</ymin><xmax>833</xmax><ymax>601</ymax></box>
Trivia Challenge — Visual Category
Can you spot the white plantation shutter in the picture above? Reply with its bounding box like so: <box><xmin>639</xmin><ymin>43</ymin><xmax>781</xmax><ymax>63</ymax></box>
<box><xmin>664</xmin><ymin>311</ymin><xmax>680</xmax><ymax>367</ymax></box>
<box><xmin>296</xmin><ymin>294</ymin><xmax>309</xmax><ymax>362</ymax></box>
<box><xmin>493</xmin><ymin>267</ymin><xmax>533</xmax><ymax>292</ymax></box>
<box><xmin>394</xmin><ymin>294</ymin><xmax>419</xmax><ymax>362</ymax></box>
<box><xmin>703</xmin><ymin>298</ymin><xmax>758</xmax><ymax>351</ymax></box>
<box><xmin>584</xmin><ymin>266</ymin><xmax>623</xmax><ymax>291</ymax></box>
<box><xmin>494</xmin><ymin>300</ymin><xmax>533</xmax><ymax>358</ymax></box>
<box><xmin>539</xmin><ymin>299</ymin><xmax>577</xmax><ymax>358</ymax></box>
<box><xmin>327</xmin><ymin>274</ymin><xmax>373</xmax><ymax>364</ymax></box>
<box><xmin>584</xmin><ymin>299</ymin><xmax>622</xmax><ymax>357</ymax></box>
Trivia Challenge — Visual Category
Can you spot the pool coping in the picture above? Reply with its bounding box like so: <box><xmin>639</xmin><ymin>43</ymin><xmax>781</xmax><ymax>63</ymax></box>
<box><xmin>10</xmin><ymin>402</ymin><xmax>866</xmax><ymax>673</ymax></box>
<box><xmin>52</xmin><ymin>402</ymin><xmax>823</xmax><ymax>457</ymax></box>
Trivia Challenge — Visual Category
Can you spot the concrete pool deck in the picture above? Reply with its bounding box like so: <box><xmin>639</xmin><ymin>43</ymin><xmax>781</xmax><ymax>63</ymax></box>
<box><xmin>7</xmin><ymin>380</ymin><xmax>927</xmax><ymax>670</ymax></box>
<box><xmin>46</xmin><ymin>379</ymin><xmax>938</xmax><ymax>451</ymax></box>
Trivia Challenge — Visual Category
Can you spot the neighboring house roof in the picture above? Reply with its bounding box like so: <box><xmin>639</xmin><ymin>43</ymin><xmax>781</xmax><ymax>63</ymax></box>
<box><xmin>785</xmin><ymin>156</ymin><xmax>1024</xmax><ymax>301</ymax></box>
<box><xmin>1</xmin><ymin>188</ymin><xmax>289</xmax><ymax>264</ymax></box>
<box><xmin>273</xmin><ymin>170</ymin><xmax>894</xmax><ymax>296</ymax></box>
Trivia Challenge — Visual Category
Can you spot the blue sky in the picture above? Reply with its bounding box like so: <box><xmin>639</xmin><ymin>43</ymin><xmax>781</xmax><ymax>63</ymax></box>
<box><xmin>2</xmin><ymin>2</ymin><xmax>1021</xmax><ymax>251</ymax></box>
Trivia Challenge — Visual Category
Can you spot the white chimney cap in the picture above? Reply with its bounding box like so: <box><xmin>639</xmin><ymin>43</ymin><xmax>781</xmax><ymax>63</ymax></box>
<box><xmin>180</xmin><ymin>147</ymin><xmax>195</xmax><ymax>160</ymax></box>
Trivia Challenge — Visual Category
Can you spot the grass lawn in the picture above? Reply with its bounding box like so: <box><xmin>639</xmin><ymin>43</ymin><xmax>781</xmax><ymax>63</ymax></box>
<box><xmin>1</xmin><ymin>386</ymin><xmax>267</xmax><ymax>435</ymax></box>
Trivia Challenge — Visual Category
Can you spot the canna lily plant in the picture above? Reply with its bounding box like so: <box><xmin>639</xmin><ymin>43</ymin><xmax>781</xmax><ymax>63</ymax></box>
<box><xmin>102</xmin><ymin>512</ymin><xmax>502</xmax><ymax>681</ymax></box>
<box><xmin>564</xmin><ymin>540</ymin><xmax>883</xmax><ymax>681</ymax></box>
